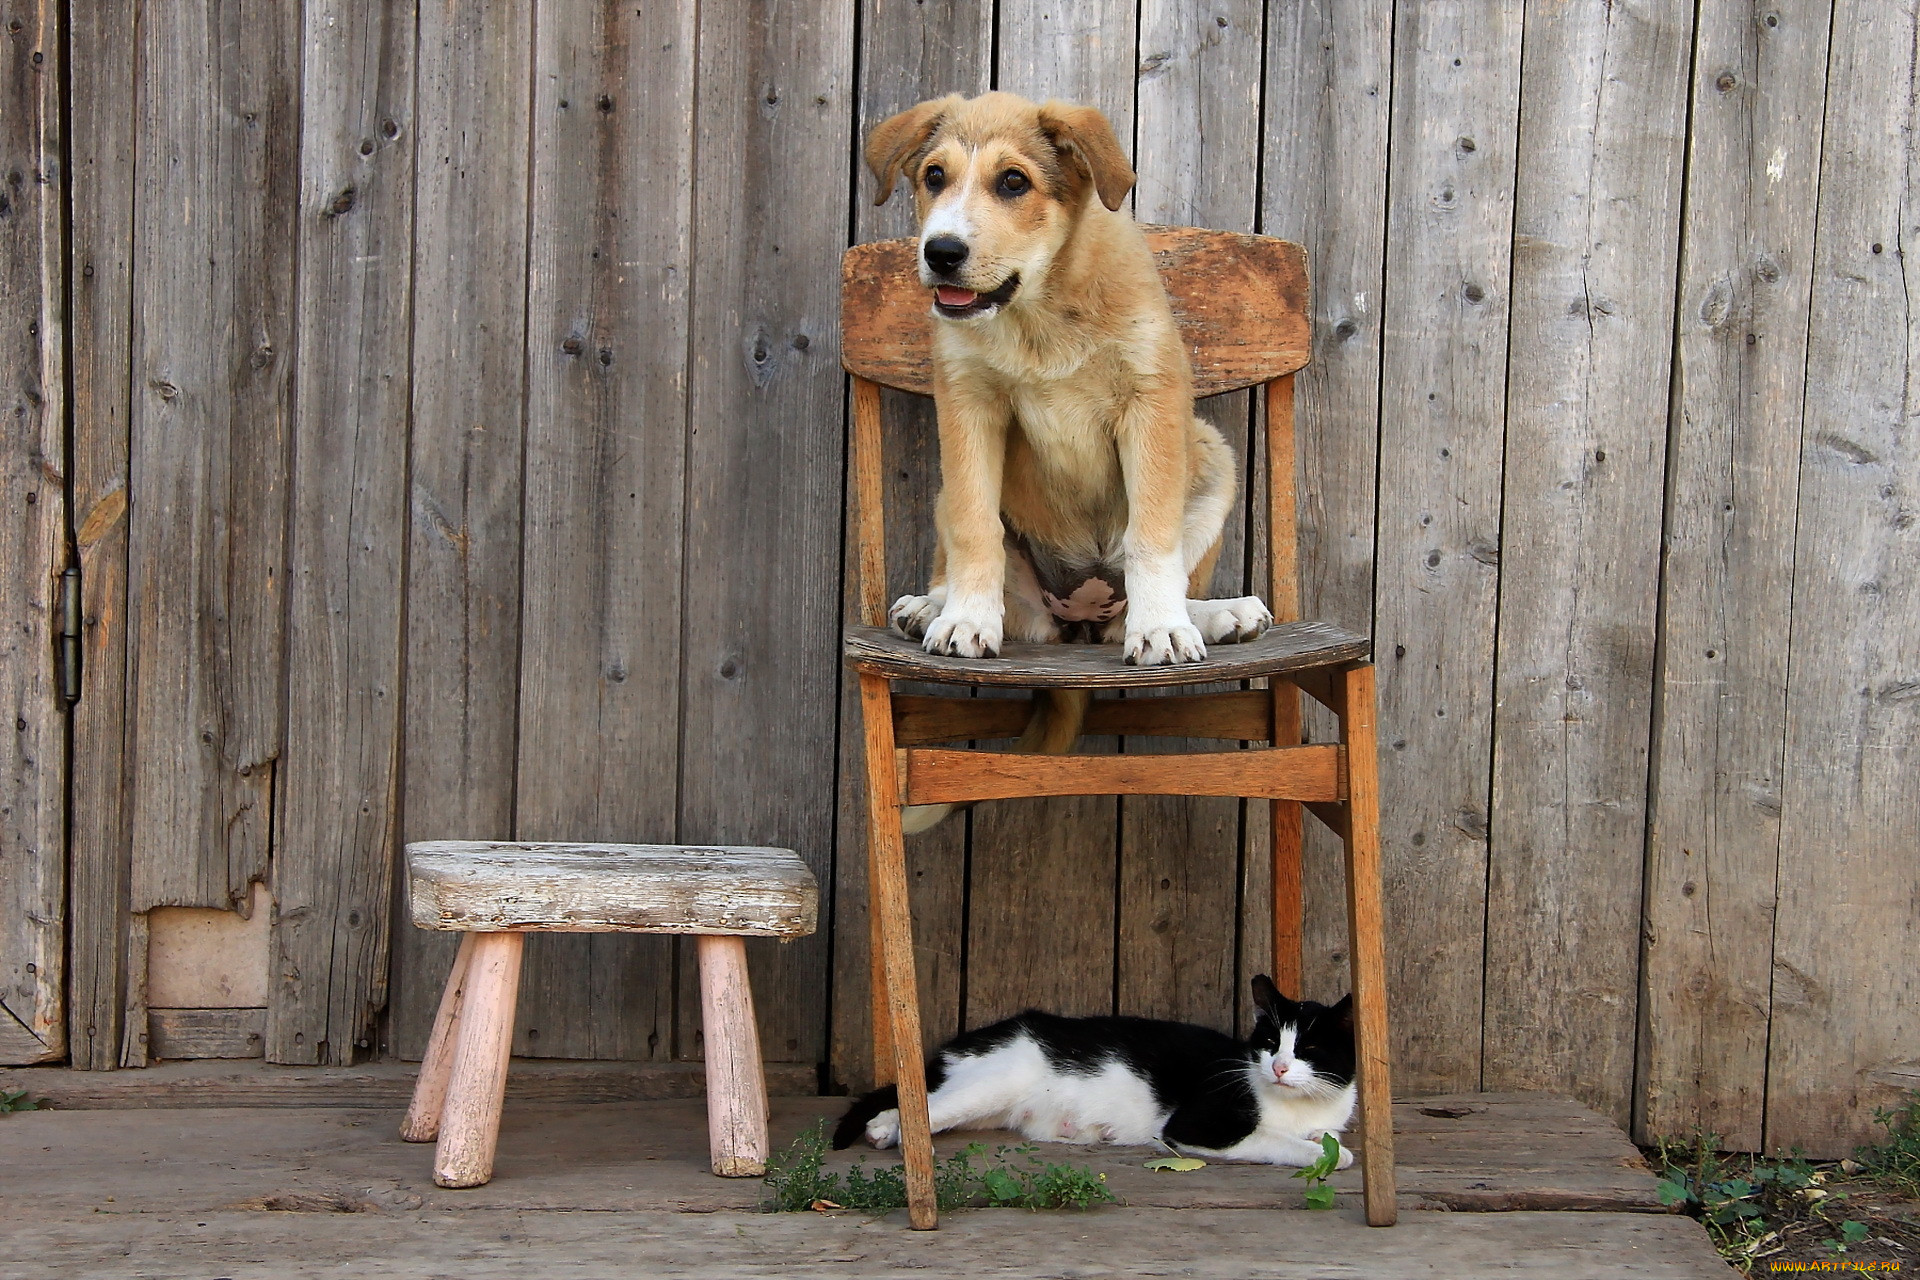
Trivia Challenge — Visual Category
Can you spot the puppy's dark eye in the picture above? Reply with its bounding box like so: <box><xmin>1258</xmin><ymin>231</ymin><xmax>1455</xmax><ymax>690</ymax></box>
<box><xmin>924</xmin><ymin>164</ymin><xmax>945</xmax><ymax>193</ymax></box>
<box><xmin>997</xmin><ymin>169</ymin><xmax>1030</xmax><ymax>196</ymax></box>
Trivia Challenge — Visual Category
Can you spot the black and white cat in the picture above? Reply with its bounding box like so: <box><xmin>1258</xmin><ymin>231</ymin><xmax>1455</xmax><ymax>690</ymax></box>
<box><xmin>834</xmin><ymin>975</ymin><xmax>1357</xmax><ymax>1169</ymax></box>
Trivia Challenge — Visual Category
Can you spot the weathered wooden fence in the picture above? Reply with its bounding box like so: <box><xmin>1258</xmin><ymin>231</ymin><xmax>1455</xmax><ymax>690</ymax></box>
<box><xmin>1</xmin><ymin>0</ymin><xmax>1914</xmax><ymax>1156</ymax></box>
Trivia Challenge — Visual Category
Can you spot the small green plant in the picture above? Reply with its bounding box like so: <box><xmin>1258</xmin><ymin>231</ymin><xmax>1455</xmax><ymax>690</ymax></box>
<box><xmin>1830</xmin><ymin>1218</ymin><xmax>1871</xmax><ymax>1250</ymax></box>
<box><xmin>1857</xmin><ymin>1090</ymin><xmax>1920</xmax><ymax>1198</ymax></box>
<box><xmin>1652</xmin><ymin>1130</ymin><xmax>1899</xmax><ymax>1272</ymax></box>
<box><xmin>1657</xmin><ymin>1132</ymin><xmax>1801</xmax><ymax>1268</ymax></box>
<box><xmin>764</xmin><ymin>1121</ymin><xmax>1117</xmax><ymax>1214</ymax></box>
<box><xmin>977</xmin><ymin>1147</ymin><xmax>1115</xmax><ymax>1210</ymax></box>
<box><xmin>0</xmin><ymin>1088</ymin><xmax>42</xmax><ymax>1114</ymax></box>
<box><xmin>1291</xmin><ymin>1134</ymin><xmax>1342</xmax><ymax>1210</ymax></box>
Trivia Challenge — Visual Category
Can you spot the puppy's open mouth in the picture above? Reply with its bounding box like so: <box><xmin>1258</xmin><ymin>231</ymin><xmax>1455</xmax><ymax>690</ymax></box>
<box><xmin>933</xmin><ymin>274</ymin><xmax>1020</xmax><ymax>318</ymax></box>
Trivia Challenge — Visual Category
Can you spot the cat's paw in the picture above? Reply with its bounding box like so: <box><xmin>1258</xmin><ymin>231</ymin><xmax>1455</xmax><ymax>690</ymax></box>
<box><xmin>864</xmin><ymin>1109</ymin><xmax>901</xmax><ymax>1149</ymax></box>
<box><xmin>1333</xmin><ymin>1142</ymin><xmax>1355</xmax><ymax>1171</ymax></box>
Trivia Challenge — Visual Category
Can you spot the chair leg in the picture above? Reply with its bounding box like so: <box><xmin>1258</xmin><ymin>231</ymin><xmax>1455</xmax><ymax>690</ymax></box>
<box><xmin>696</xmin><ymin>934</ymin><xmax>771</xmax><ymax>1176</ymax></box>
<box><xmin>432</xmin><ymin>930</ymin><xmax>524</xmax><ymax>1189</ymax></box>
<box><xmin>859</xmin><ymin>672</ymin><xmax>939</xmax><ymax>1230</ymax></box>
<box><xmin>1341</xmin><ymin>664</ymin><xmax>1397</xmax><ymax>1226</ymax></box>
<box><xmin>401</xmin><ymin>933</ymin><xmax>478</xmax><ymax>1142</ymax></box>
<box><xmin>1270</xmin><ymin>680</ymin><xmax>1305</xmax><ymax>995</ymax></box>
<box><xmin>1270</xmin><ymin>799</ymin><xmax>1305</xmax><ymax>994</ymax></box>
<box><xmin>868</xmin><ymin>872</ymin><xmax>895</xmax><ymax>1088</ymax></box>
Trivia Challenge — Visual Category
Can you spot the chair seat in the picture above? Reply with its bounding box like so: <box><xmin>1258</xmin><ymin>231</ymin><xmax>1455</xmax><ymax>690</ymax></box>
<box><xmin>843</xmin><ymin>619</ymin><xmax>1370</xmax><ymax>689</ymax></box>
<box><xmin>405</xmin><ymin>841</ymin><xmax>817</xmax><ymax>937</ymax></box>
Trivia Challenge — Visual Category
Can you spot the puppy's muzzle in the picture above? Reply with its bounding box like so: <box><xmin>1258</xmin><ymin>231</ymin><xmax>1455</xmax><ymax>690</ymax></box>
<box><xmin>931</xmin><ymin>272</ymin><xmax>1021</xmax><ymax>319</ymax></box>
<box><xmin>923</xmin><ymin>236</ymin><xmax>969</xmax><ymax>274</ymax></box>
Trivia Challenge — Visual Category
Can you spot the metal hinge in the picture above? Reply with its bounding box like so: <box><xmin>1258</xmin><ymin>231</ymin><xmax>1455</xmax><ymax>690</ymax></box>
<box><xmin>58</xmin><ymin>564</ymin><xmax>81</xmax><ymax>706</ymax></box>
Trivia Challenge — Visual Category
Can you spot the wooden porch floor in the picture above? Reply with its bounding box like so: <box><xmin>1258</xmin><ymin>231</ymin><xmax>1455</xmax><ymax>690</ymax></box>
<box><xmin>0</xmin><ymin>1075</ymin><xmax>1730</xmax><ymax>1277</ymax></box>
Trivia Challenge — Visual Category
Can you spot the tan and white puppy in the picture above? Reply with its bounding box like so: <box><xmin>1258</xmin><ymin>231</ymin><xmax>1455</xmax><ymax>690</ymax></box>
<box><xmin>867</xmin><ymin>91</ymin><xmax>1270</xmax><ymax>666</ymax></box>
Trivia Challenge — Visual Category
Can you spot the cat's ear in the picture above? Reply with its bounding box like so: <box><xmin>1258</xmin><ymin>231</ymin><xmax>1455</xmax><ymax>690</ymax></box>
<box><xmin>1328</xmin><ymin>993</ymin><xmax>1355</xmax><ymax>1031</ymax></box>
<box><xmin>1251</xmin><ymin>974</ymin><xmax>1297</xmax><ymax>1019</ymax></box>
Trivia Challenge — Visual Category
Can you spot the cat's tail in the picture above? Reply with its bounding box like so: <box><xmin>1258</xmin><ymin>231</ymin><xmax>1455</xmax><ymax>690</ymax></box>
<box><xmin>900</xmin><ymin>688</ymin><xmax>1090</xmax><ymax>833</ymax></box>
<box><xmin>832</xmin><ymin>1084</ymin><xmax>900</xmax><ymax>1150</ymax></box>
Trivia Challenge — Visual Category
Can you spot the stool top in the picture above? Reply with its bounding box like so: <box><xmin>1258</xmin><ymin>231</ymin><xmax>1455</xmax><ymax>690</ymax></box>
<box><xmin>405</xmin><ymin>841</ymin><xmax>818</xmax><ymax>937</ymax></box>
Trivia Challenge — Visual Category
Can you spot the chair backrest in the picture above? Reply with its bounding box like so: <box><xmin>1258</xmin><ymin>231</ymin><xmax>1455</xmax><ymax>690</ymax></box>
<box><xmin>840</xmin><ymin>227</ymin><xmax>1311</xmax><ymax>631</ymax></box>
<box><xmin>842</xmin><ymin>227</ymin><xmax>1309</xmax><ymax>396</ymax></box>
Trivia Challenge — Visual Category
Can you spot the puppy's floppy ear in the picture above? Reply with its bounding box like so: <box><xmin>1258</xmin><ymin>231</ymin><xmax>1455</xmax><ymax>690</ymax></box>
<box><xmin>865</xmin><ymin>97</ymin><xmax>954</xmax><ymax>206</ymax></box>
<box><xmin>1036</xmin><ymin>100</ymin><xmax>1135</xmax><ymax>211</ymax></box>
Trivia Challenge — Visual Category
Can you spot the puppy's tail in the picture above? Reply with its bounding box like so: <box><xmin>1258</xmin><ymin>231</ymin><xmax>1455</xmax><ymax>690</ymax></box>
<box><xmin>832</xmin><ymin>1084</ymin><xmax>900</xmax><ymax>1149</ymax></box>
<box><xmin>899</xmin><ymin>688</ymin><xmax>1090</xmax><ymax>834</ymax></box>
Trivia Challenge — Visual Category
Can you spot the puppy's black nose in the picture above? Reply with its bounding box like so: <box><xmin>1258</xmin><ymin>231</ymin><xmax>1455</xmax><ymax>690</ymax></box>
<box><xmin>923</xmin><ymin>236</ymin><xmax>969</xmax><ymax>274</ymax></box>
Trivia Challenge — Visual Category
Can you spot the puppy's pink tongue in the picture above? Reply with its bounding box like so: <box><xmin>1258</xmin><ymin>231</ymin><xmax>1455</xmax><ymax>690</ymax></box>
<box><xmin>936</xmin><ymin>286</ymin><xmax>979</xmax><ymax>307</ymax></box>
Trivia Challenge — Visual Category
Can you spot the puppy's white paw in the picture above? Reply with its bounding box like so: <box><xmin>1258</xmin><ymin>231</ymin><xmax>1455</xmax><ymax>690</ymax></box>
<box><xmin>923</xmin><ymin>603</ymin><xmax>1003</xmax><ymax>658</ymax></box>
<box><xmin>1186</xmin><ymin>596</ymin><xmax>1273</xmax><ymax>644</ymax></box>
<box><xmin>1124</xmin><ymin>622</ymin><xmax>1208</xmax><ymax>666</ymax></box>
<box><xmin>889</xmin><ymin>593</ymin><xmax>942</xmax><ymax>640</ymax></box>
<box><xmin>865</xmin><ymin>1109</ymin><xmax>902</xmax><ymax>1149</ymax></box>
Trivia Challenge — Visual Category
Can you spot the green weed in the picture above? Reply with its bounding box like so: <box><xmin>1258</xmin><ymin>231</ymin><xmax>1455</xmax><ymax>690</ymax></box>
<box><xmin>0</xmin><ymin>1088</ymin><xmax>42</xmax><ymax>1115</ymax></box>
<box><xmin>1654</xmin><ymin>1131</ymin><xmax>1874</xmax><ymax>1273</ymax></box>
<box><xmin>764</xmin><ymin>1120</ymin><xmax>1118</xmax><ymax>1214</ymax></box>
<box><xmin>1291</xmin><ymin>1133</ymin><xmax>1342</xmax><ymax>1210</ymax></box>
<box><xmin>1857</xmin><ymin>1091</ymin><xmax>1920</xmax><ymax>1199</ymax></box>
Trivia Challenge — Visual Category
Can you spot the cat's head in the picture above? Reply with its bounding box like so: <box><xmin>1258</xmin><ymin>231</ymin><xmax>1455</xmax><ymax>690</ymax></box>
<box><xmin>1246</xmin><ymin>975</ymin><xmax>1355</xmax><ymax>1097</ymax></box>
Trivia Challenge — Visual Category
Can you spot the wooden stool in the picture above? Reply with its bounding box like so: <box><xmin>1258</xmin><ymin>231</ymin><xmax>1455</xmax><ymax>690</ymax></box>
<box><xmin>398</xmin><ymin>840</ymin><xmax>817</xmax><ymax>1188</ymax></box>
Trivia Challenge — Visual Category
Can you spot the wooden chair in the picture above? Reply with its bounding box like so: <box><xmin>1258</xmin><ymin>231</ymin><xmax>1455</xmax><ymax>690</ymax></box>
<box><xmin>840</xmin><ymin>228</ymin><xmax>1396</xmax><ymax>1230</ymax></box>
<box><xmin>398</xmin><ymin>841</ymin><xmax>817</xmax><ymax>1188</ymax></box>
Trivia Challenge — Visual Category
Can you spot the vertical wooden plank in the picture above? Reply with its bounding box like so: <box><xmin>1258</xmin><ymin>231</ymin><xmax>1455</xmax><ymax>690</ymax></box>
<box><xmin>1638</xmin><ymin>0</ymin><xmax>1831</xmax><ymax>1149</ymax></box>
<box><xmin>126</xmin><ymin>0</ymin><xmax>295</xmax><ymax>916</ymax></box>
<box><xmin>1763</xmin><ymin>0</ymin><xmax>1920</xmax><ymax>1158</ymax></box>
<box><xmin>962</xmin><ymin>0</ymin><xmax>1137</xmax><ymax>1028</ymax></box>
<box><xmin>676</xmin><ymin>0</ymin><xmax>856</xmax><ymax>1066</ymax></box>
<box><xmin>996</xmin><ymin>0</ymin><xmax>1137</xmax><ymax>133</ymax></box>
<box><xmin>388</xmin><ymin>0</ymin><xmax>534</xmax><ymax>1060</ymax></box>
<box><xmin>266</xmin><ymin>0</ymin><xmax>416</xmax><ymax>1067</ymax></box>
<box><xmin>1252</xmin><ymin>0</ymin><xmax>1390</xmax><ymax>1024</ymax></box>
<box><xmin>1484</xmin><ymin>0</ymin><xmax>1694</xmax><ymax>1125</ymax></box>
<box><xmin>1119</xmin><ymin>0</ymin><xmax>1262</xmax><ymax>1029</ymax></box>
<box><xmin>829</xmin><ymin>0</ymin><xmax>991</xmax><ymax>1091</ymax></box>
<box><xmin>66</xmin><ymin>0</ymin><xmax>140</xmax><ymax>1069</ymax></box>
<box><xmin>1370</xmin><ymin>0</ymin><xmax>1524</xmax><ymax>1094</ymax></box>
<box><xmin>0</xmin><ymin>0</ymin><xmax>67</xmax><ymax>1064</ymax></box>
<box><xmin>509</xmin><ymin>0</ymin><xmax>697</xmax><ymax>1062</ymax></box>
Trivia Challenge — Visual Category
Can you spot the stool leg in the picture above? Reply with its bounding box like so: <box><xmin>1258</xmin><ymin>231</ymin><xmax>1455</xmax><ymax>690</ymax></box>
<box><xmin>1341</xmin><ymin>664</ymin><xmax>1397</xmax><ymax>1225</ymax></box>
<box><xmin>401</xmin><ymin>933</ymin><xmax>478</xmax><ymax>1142</ymax></box>
<box><xmin>432</xmin><ymin>931</ymin><xmax>523</xmax><ymax>1189</ymax></box>
<box><xmin>696</xmin><ymin>934</ymin><xmax>770</xmax><ymax>1176</ymax></box>
<box><xmin>860</xmin><ymin>671</ymin><xmax>938</xmax><ymax>1230</ymax></box>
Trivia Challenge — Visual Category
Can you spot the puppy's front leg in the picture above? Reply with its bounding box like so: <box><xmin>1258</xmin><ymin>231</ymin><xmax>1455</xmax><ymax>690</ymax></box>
<box><xmin>1118</xmin><ymin>396</ymin><xmax>1207</xmax><ymax>665</ymax></box>
<box><xmin>924</xmin><ymin>381</ymin><xmax>1010</xmax><ymax>658</ymax></box>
